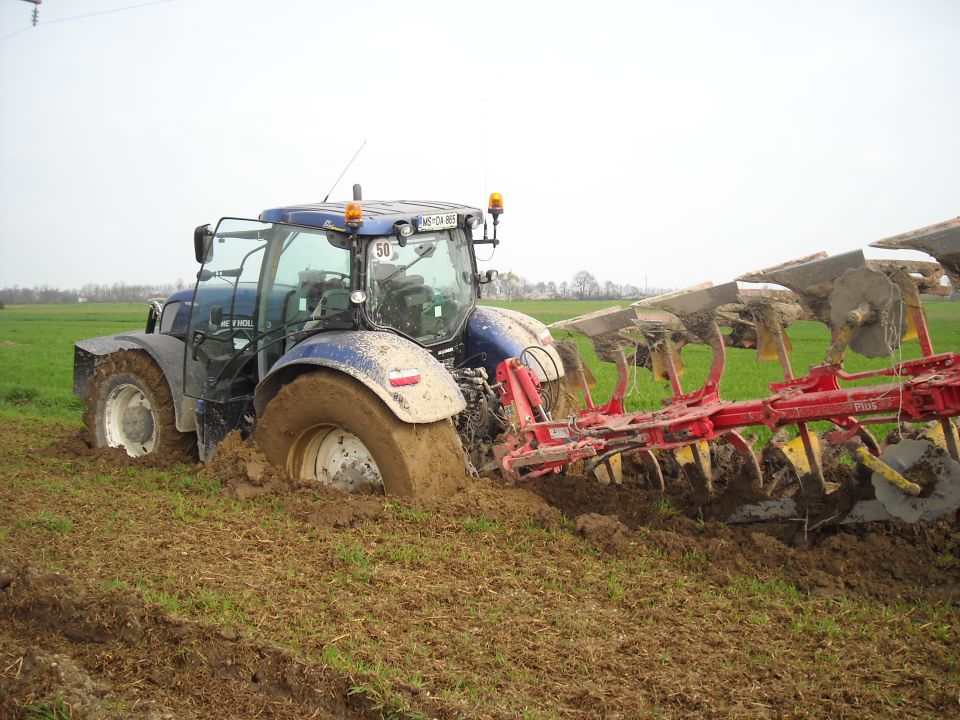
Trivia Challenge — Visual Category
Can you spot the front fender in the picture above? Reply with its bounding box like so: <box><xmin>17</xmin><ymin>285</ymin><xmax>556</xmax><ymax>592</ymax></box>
<box><xmin>74</xmin><ymin>331</ymin><xmax>196</xmax><ymax>432</ymax></box>
<box><xmin>254</xmin><ymin>330</ymin><xmax>466</xmax><ymax>424</ymax></box>
<box><xmin>466</xmin><ymin>306</ymin><xmax>565</xmax><ymax>383</ymax></box>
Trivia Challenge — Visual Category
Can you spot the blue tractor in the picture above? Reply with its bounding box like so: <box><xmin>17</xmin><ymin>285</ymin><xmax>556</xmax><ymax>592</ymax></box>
<box><xmin>74</xmin><ymin>187</ymin><xmax>568</xmax><ymax>496</ymax></box>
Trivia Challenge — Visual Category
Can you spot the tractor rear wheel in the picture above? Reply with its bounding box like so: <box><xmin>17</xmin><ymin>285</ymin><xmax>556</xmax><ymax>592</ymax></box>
<box><xmin>84</xmin><ymin>350</ymin><xmax>196</xmax><ymax>461</ymax></box>
<box><xmin>256</xmin><ymin>371</ymin><xmax>465</xmax><ymax>498</ymax></box>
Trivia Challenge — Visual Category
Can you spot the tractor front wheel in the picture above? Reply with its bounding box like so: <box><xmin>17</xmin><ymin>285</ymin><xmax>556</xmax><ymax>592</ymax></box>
<box><xmin>256</xmin><ymin>371</ymin><xmax>464</xmax><ymax>498</ymax></box>
<box><xmin>84</xmin><ymin>350</ymin><xmax>195</xmax><ymax>461</ymax></box>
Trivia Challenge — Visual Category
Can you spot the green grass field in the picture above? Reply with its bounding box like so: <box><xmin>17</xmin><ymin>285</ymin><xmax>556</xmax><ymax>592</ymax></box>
<box><xmin>2</xmin><ymin>299</ymin><xmax>959</xmax><ymax>426</ymax></box>
<box><xmin>0</xmin><ymin>304</ymin><xmax>147</xmax><ymax>419</ymax></box>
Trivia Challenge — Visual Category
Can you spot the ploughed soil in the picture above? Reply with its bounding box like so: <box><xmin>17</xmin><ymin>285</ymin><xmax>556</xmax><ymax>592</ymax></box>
<box><xmin>2</xmin><ymin>416</ymin><xmax>959</xmax><ymax>719</ymax></box>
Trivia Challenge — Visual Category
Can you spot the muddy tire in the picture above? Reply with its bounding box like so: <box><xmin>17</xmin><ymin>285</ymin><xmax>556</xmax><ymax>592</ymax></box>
<box><xmin>84</xmin><ymin>350</ymin><xmax>196</xmax><ymax>461</ymax></box>
<box><xmin>255</xmin><ymin>371</ymin><xmax>464</xmax><ymax>498</ymax></box>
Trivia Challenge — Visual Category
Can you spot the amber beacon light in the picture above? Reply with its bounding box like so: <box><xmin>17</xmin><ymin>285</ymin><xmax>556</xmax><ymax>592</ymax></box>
<box><xmin>488</xmin><ymin>193</ymin><xmax>504</xmax><ymax>217</ymax></box>
<box><xmin>344</xmin><ymin>201</ymin><xmax>363</xmax><ymax>228</ymax></box>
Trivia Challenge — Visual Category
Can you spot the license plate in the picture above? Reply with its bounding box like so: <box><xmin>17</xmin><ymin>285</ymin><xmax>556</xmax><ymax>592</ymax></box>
<box><xmin>417</xmin><ymin>212</ymin><xmax>458</xmax><ymax>231</ymax></box>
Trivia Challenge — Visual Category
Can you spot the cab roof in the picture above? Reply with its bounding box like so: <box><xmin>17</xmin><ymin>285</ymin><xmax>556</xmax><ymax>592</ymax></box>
<box><xmin>259</xmin><ymin>200</ymin><xmax>484</xmax><ymax>236</ymax></box>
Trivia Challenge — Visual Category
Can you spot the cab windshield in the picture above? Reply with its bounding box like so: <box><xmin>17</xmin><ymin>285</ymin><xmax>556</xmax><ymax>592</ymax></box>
<box><xmin>366</xmin><ymin>230</ymin><xmax>474</xmax><ymax>344</ymax></box>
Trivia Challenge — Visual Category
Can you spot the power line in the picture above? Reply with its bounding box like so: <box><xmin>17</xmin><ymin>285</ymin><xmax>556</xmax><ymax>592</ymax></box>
<box><xmin>0</xmin><ymin>0</ymin><xmax>175</xmax><ymax>44</ymax></box>
<box><xmin>37</xmin><ymin>0</ymin><xmax>175</xmax><ymax>27</ymax></box>
<box><xmin>0</xmin><ymin>26</ymin><xmax>31</xmax><ymax>43</ymax></box>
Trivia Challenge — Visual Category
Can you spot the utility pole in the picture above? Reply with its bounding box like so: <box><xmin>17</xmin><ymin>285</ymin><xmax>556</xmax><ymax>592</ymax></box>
<box><xmin>22</xmin><ymin>0</ymin><xmax>41</xmax><ymax>27</ymax></box>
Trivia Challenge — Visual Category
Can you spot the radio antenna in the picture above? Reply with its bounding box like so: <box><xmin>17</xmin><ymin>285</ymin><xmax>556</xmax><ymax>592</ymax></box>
<box><xmin>482</xmin><ymin>98</ymin><xmax>488</xmax><ymax>203</ymax></box>
<box><xmin>323</xmin><ymin>140</ymin><xmax>367</xmax><ymax>203</ymax></box>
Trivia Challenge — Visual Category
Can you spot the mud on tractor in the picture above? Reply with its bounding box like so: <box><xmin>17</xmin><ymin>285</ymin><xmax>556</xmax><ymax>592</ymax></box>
<box><xmin>75</xmin><ymin>197</ymin><xmax>960</xmax><ymax>529</ymax></box>
<box><xmin>75</xmin><ymin>187</ymin><xmax>568</xmax><ymax>495</ymax></box>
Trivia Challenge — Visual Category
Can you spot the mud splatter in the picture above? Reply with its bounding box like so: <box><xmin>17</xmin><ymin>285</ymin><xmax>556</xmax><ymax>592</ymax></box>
<box><xmin>200</xmin><ymin>430</ymin><xmax>296</xmax><ymax>500</ymax></box>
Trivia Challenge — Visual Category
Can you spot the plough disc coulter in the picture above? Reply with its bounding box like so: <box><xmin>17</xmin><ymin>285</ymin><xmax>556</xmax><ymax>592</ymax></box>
<box><xmin>493</xmin><ymin>217</ymin><xmax>960</xmax><ymax>527</ymax></box>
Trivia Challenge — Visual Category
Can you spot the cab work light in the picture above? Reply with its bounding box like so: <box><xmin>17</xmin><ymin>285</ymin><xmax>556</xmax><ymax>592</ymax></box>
<box><xmin>393</xmin><ymin>221</ymin><xmax>414</xmax><ymax>241</ymax></box>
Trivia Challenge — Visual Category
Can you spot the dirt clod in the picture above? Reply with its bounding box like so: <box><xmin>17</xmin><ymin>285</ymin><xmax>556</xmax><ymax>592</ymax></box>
<box><xmin>308</xmin><ymin>494</ymin><xmax>388</xmax><ymax>529</ymax></box>
<box><xmin>426</xmin><ymin>476</ymin><xmax>562</xmax><ymax>529</ymax></box>
<box><xmin>575</xmin><ymin>513</ymin><xmax>632</xmax><ymax>554</ymax></box>
<box><xmin>200</xmin><ymin>430</ymin><xmax>297</xmax><ymax>498</ymax></box>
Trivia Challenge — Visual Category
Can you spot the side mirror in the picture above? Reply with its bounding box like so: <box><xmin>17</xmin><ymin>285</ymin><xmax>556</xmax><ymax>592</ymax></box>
<box><xmin>478</xmin><ymin>269</ymin><xmax>499</xmax><ymax>284</ymax></box>
<box><xmin>194</xmin><ymin>224</ymin><xmax>213</xmax><ymax>264</ymax></box>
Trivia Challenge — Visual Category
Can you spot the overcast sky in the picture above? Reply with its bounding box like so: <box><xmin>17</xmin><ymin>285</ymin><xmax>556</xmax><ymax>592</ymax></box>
<box><xmin>1</xmin><ymin>0</ymin><xmax>958</xmax><ymax>292</ymax></box>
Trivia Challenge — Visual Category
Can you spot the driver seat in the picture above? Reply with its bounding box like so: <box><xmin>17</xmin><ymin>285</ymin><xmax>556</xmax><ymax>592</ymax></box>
<box><xmin>384</xmin><ymin>282</ymin><xmax>433</xmax><ymax>337</ymax></box>
<box><xmin>315</xmin><ymin>289</ymin><xmax>350</xmax><ymax>318</ymax></box>
<box><xmin>301</xmin><ymin>289</ymin><xmax>351</xmax><ymax>332</ymax></box>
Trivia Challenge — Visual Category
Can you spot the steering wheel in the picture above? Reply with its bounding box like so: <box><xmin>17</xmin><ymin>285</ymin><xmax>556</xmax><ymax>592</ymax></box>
<box><xmin>307</xmin><ymin>271</ymin><xmax>349</xmax><ymax>286</ymax></box>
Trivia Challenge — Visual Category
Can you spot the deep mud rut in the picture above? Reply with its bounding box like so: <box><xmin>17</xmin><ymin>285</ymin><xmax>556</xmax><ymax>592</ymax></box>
<box><xmin>0</xmin><ymin>567</ymin><xmax>370</xmax><ymax>720</ymax></box>
<box><xmin>525</xmin><ymin>471</ymin><xmax>960</xmax><ymax>605</ymax></box>
<box><xmin>3</xmin><ymin>417</ymin><xmax>960</xmax><ymax>719</ymax></box>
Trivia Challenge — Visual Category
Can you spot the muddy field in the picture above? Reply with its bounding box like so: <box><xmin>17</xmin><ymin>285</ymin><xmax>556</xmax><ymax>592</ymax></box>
<box><xmin>2</xmin><ymin>415</ymin><xmax>959</xmax><ymax>719</ymax></box>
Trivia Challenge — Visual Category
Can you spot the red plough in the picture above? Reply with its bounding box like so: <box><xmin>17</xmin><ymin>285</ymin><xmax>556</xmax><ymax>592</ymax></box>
<box><xmin>494</xmin><ymin>218</ymin><xmax>960</xmax><ymax>526</ymax></box>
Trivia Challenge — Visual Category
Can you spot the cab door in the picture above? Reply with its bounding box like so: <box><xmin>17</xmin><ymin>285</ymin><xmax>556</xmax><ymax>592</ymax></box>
<box><xmin>184</xmin><ymin>219</ymin><xmax>271</xmax><ymax>402</ymax></box>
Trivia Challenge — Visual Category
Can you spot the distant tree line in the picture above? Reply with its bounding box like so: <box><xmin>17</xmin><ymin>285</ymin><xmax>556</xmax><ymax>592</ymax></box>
<box><xmin>482</xmin><ymin>270</ymin><xmax>672</xmax><ymax>301</ymax></box>
<box><xmin>0</xmin><ymin>271</ymin><xmax>672</xmax><ymax>305</ymax></box>
<box><xmin>481</xmin><ymin>270</ymin><xmax>958</xmax><ymax>302</ymax></box>
<box><xmin>0</xmin><ymin>281</ymin><xmax>189</xmax><ymax>306</ymax></box>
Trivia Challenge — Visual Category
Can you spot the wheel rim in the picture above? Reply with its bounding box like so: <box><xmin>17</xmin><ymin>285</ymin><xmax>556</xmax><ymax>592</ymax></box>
<box><xmin>293</xmin><ymin>424</ymin><xmax>384</xmax><ymax>494</ymax></box>
<box><xmin>103</xmin><ymin>383</ymin><xmax>157</xmax><ymax>457</ymax></box>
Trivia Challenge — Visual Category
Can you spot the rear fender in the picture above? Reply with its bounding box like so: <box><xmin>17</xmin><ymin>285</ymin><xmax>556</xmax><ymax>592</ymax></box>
<box><xmin>254</xmin><ymin>330</ymin><xmax>466</xmax><ymax>424</ymax></box>
<box><xmin>466</xmin><ymin>306</ymin><xmax>565</xmax><ymax>383</ymax></box>
<box><xmin>74</xmin><ymin>332</ymin><xmax>196</xmax><ymax>432</ymax></box>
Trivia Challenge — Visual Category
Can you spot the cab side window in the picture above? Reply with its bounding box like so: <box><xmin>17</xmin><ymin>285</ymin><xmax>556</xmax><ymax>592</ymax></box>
<box><xmin>257</xmin><ymin>228</ymin><xmax>352</xmax><ymax>365</ymax></box>
<box><xmin>273</xmin><ymin>229</ymin><xmax>351</xmax><ymax>326</ymax></box>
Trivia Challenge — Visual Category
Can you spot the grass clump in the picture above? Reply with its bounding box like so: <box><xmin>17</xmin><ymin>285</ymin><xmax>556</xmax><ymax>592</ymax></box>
<box><xmin>2</xmin><ymin>385</ymin><xmax>41</xmax><ymax>405</ymax></box>
<box><xmin>463</xmin><ymin>516</ymin><xmax>503</xmax><ymax>534</ymax></box>
<box><xmin>606</xmin><ymin>572</ymin><xmax>626</xmax><ymax>602</ymax></box>
<box><xmin>22</xmin><ymin>693</ymin><xmax>72</xmax><ymax>719</ymax></box>
<box><xmin>332</xmin><ymin>539</ymin><xmax>374</xmax><ymax>583</ymax></box>
<box><xmin>653</xmin><ymin>497</ymin><xmax>679</xmax><ymax>517</ymax></box>
<box><xmin>334</xmin><ymin>539</ymin><xmax>372</xmax><ymax>568</ymax></box>
<box><xmin>726</xmin><ymin>575</ymin><xmax>804</xmax><ymax>603</ymax></box>
<box><xmin>31</xmin><ymin>510</ymin><xmax>74</xmax><ymax>534</ymax></box>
